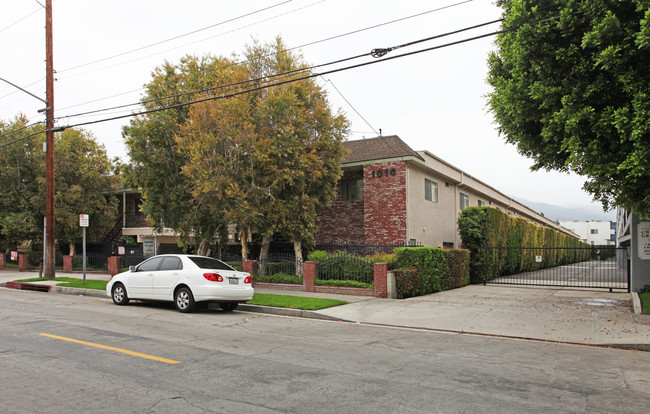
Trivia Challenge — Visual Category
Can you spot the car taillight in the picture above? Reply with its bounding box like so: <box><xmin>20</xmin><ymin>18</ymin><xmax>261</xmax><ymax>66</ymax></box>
<box><xmin>244</xmin><ymin>276</ymin><xmax>252</xmax><ymax>284</ymax></box>
<box><xmin>204</xmin><ymin>273</ymin><xmax>223</xmax><ymax>282</ymax></box>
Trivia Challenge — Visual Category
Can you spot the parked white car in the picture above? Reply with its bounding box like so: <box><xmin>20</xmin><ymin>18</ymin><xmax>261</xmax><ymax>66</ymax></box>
<box><xmin>106</xmin><ymin>254</ymin><xmax>253</xmax><ymax>313</ymax></box>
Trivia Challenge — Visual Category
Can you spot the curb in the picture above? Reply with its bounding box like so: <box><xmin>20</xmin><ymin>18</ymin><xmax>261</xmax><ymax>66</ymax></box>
<box><xmin>237</xmin><ymin>303</ymin><xmax>351</xmax><ymax>322</ymax></box>
<box><xmin>1</xmin><ymin>282</ymin><xmax>349</xmax><ymax>321</ymax></box>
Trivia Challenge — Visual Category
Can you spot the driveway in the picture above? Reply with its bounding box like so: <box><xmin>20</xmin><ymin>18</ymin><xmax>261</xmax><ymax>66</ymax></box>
<box><xmin>316</xmin><ymin>285</ymin><xmax>650</xmax><ymax>350</ymax></box>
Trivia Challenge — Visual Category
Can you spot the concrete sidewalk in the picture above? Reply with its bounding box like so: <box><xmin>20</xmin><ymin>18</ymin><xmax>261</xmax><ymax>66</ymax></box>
<box><xmin>2</xmin><ymin>270</ymin><xmax>649</xmax><ymax>350</ymax></box>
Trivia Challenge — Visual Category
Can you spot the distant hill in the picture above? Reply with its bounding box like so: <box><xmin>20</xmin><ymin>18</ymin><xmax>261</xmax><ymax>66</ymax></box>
<box><xmin>515</xmin><ymin>199</ymin><xmax>617</xmax><ymax>223</ymax></box>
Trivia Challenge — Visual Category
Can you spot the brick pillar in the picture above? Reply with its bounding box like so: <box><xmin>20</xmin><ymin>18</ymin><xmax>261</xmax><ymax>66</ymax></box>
<box><xmin>0</xmin><ymin>254</ymin><xmax>4</xmax><ymax>270</ymax></box>
<box><xmin>107</xmin><ymin>256</ymin><xmax>120</xmax><ymax>276</ymax></box>
<box><xmin>242</xmin><ymin>260</ymin><xmax>256</xmax><ymax>275</ymax></box>
<box><xmin>63</xmin><ymin>255</ymin><xmax>73</xmax><ymax>273</ymax></box>
<box><xmin>373</xmin><ymin>262</ymin><xmax>388</xmax><ymax>298</ymax></box>
<box><xmin>18</xmin><ymin>254</ymin><xmax>28</xmax><ymax>271</ymax></box>
<box><xmin>303</xmin><ymin>261</ymin><xmax>317</xmax><ymax>292</ymax></box>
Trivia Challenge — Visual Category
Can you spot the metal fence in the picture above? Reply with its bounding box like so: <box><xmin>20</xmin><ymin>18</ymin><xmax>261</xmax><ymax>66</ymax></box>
<box><xmin>209</xmin><ymin>251</ymin><xmax>243</xmax><ymax>270</ymax></box>
<box><xmin>315</xmin><ymin>252</ymin><xmax>374</xmax><ymax>284</ymax></box>
<box><xmin>475</xmin><ymin>246</ymin><xmax>629</xmax><ymax>291</ymax></box>
<box><xmin>72</xmin><ymin>253</ymin><xmax>109</xmax><ymax>271</ymax></box>
<box><xmin>256</xmin><ymin>253</ymin><xmax>302</xmax><ymax>277</ymax></box>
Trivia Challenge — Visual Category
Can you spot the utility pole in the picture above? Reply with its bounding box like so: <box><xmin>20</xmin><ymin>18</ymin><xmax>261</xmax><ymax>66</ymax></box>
<box><xmin>45</xmin><ymin>0</ymin><xmax>55</xmax><ymax>279</ymax></box>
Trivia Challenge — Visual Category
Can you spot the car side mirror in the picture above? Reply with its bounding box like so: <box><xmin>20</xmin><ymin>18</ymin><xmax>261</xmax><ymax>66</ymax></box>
<box><xmin>129</xmin><ymin>265</ymin><xmax>136</xmax><ymax>272</ymax></box>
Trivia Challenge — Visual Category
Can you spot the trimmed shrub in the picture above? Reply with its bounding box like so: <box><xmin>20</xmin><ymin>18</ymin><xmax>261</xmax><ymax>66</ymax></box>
<box><xmin>314</xmin><ymin>279</ymin><xmax>373</xmax><ymax>289</ymax></box>
<box><xmin>443</xmin><ymin>249</ymin><xmax>470</xmax><ymax>290</ymax></box>
<box><xmin>393</xmin><ymin>247</ymin><xmax>471</xmax><ymax>298</ymax></box>
<box><xmin>458</xmin><ymin>207</ymin><xmax>592</xmax><ymax>282</ymax></box>
<box><xmin>394</xmin><ymin>268</ymin><xmax>421</xmax><ymax>299</ymax></box>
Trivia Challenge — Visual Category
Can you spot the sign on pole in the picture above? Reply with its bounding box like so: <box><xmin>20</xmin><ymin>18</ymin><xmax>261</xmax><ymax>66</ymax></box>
<box><xmin>80</xmin><ymin>214</ymin><xmax>88</xmax><ymax>284</ymax></box>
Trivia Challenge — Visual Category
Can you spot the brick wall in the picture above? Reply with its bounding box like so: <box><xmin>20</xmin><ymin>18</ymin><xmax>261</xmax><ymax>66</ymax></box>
<box><xmin>364</xmin><ymin>161</ymin><xmax>407</xmax><ymax>244</ymax></box>
<box><xmin>124</xmin><ymin>194</ymin><xmax>149</xmax><ymax>228</ymax></box>
<box><xmin>316</xmin><ymin>200</ymin><xmax>365</xmax><ymax>244</ymax></box>
<box><xmin>316</xmin><ymin>170</ymin><xmax>365</xmax><ymax>244</ymax></box>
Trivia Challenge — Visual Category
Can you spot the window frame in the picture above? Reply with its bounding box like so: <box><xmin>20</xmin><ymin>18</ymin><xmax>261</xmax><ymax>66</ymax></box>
<box><xmin>425</xmin><ymin>178</ymin><xmax>438</xmax><ymax>203</ymax></box>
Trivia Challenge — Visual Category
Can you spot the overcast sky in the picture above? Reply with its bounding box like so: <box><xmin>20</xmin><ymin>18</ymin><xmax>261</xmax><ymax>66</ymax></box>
<box><xmin>1</xmin><ymin>0</ymin><xmax>614</xmax><ymax>216</ymax></box>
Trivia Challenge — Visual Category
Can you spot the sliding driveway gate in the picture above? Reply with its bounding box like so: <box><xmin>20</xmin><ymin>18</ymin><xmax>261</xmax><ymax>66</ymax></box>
<box><xmin>473</xmin><ymin>246</ymin><xmax>629</xmax><ymax>292</ymax></box>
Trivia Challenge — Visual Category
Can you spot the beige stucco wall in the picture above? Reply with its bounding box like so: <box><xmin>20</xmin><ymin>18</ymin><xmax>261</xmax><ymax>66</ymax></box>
<box><xmin>405</xmin><ymin>151</ymin><xmax>579</xmax><ymax>248</ymax></box>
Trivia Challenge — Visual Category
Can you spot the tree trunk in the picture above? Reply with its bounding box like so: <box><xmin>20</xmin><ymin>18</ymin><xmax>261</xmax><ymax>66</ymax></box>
<box><xmin>197</xmin><ymin>239</ymin><xmax>210</xmax><ymax>256</ymax></box>
<box><xmin>240</xmin><ymin>229</ymin><xmax>249</xmax><ymax>261</ymax></box>
<box><xmin>294</xmin><ymin>240</ymin><xmax>303</xmax><ymax>277</ymax></box>
<box><xmin>258</xmin><ymin>233</ymin><xmax>272</xmax><ymax>277</ymax></box>
<box><xmin>69</xmin><ymin>242</ymin><xmax>76</xmax><ymax>258</ymax></box>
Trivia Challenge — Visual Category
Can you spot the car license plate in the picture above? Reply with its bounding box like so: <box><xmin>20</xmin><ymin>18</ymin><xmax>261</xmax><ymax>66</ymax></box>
<box><xmin>229</xmin><ymin>277</ymin><xmax>239</xmax><ymax>285</ymax></box>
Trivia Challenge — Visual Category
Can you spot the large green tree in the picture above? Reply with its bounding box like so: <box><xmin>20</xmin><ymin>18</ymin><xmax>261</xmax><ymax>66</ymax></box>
<box><xmin>123</xmin><ymin>55</ymin><xmax>237</xmax><ymax>255</ymax></box>
<box><xmin>487</xmin><ymin>0</ymin><xmax>650</xmax><ymax>214</ymax></box>
<box><xmin>0</xmin><ymin>117</ymin><xmax>118</xmax><ymax>253</ymax></box>
<box><xmin>127</xmin><ymin>38</ymin><xmax>349</xmax><ymax>266</ymax></box>
<box><xmin>51</xmin><ymin>129</ymin><xmax>118</xmax><ymax>256</ymax></box>
<box><xmin>0</xmin><ymin>116</ymin><xmax>45</xmax><ymax>249</ymax></box>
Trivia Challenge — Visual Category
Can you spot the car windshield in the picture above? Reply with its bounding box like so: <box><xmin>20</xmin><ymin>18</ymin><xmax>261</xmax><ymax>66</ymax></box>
<box><xmin>188</xmin><ymin>256</ymin><xmax>235</xmax><ymax>271</ymax></box>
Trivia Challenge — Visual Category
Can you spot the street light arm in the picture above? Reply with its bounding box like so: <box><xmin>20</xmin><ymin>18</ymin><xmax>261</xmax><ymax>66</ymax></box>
<box><xmin>0</xmin><ymin>77</ymin><xmax>47</xmax><ymax>105</ymax></box>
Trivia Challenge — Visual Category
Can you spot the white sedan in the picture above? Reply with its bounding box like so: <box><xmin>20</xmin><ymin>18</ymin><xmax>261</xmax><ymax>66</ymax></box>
<box><xmin>106</xmin><ymin>254</ymin><xmax>253</xmax><ymax>313</ymax></box>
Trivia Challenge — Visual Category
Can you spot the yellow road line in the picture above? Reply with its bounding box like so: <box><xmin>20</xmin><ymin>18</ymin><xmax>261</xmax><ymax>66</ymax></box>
<box><xmin>39</xmin><ymin>333</ymin><xmax>181</xmax><ymax>364</ymax></box>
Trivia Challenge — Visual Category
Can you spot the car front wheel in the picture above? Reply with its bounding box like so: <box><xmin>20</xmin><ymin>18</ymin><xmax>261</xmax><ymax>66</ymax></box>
<box><xmin>112</xmin><ymin>283</ymin><xmax>129</xmax><ymax>306</ymax></box>
<box><xmin>219</xmin><ymin>302</ymin><xmax>238</xmax><ymax>312</ymax></box>
<box><xmin>174</xmin><ymin>287</ymin><xmax>195</xmax><ymax>313</ymax></box>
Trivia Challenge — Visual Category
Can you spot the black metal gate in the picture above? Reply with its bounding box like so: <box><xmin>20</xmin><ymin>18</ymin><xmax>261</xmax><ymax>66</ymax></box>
<box><xmin>472</xmin><ymin>246</ymin><xmax>629</xmax><ymax>292</ymax></box>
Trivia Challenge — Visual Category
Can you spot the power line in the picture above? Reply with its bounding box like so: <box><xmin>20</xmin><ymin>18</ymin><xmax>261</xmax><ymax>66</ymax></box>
<box><xmin>56</xmin><ymin>11</ymin><xmax>499</xmax><ymax>122</ymax></box>
<box><xmin>0</xmin><ymin>7</ymin><xmax>42</xmax><ymax>34</ymax></box>
<box><xmin>60</xmin><ymin>27</ymin><xmax>512</xmax><ymax>131</ymax></box>
<box><xmin>57</xmin><ymin>0</ymin><xmax>297</xmax><ymax>73</ymax></box>
<box><xmin>47</xmin><ymin>0</ymin><xmax>475</xmax><ymax>116</ymax></box>
<box><xmin>321</xmin><ymin>76</ymin><xmax>378</xmax><ymax>136</ymax></box>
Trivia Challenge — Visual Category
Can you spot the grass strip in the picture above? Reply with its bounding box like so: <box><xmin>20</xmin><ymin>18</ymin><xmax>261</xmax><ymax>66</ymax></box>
<box><xmin>640</xmin><ymin>292</ymin><xmax>650</xmax><ymax>315</ymax></box>
<box><xmin>248</xmin><ymin>293</ymin><xmax>347</xmax><ymax>310</ymax></box>
<box><xmin>13</xmin><ymin>277</ymin><xmax>108</xmax><ymax>290</ymax></box>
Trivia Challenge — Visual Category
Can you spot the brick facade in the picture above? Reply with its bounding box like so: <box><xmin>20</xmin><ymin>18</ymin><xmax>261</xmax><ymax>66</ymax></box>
<box><xmin>363</xmin><ymin>161</ymin><xmax>407</xmax><ymax>244</ymax></box>
<box><xmin>316</xmin><ymin>161</ymin><xmax>408</xmax><ymax>245</ymax></box>
<box><xmin>124</xmin><ymin>194</ymin><xmax>149</xmax><ymax>228</ymax></box>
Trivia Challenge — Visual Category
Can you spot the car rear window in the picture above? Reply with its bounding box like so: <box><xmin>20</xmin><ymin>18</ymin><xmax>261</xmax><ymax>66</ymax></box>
<box><xmin>188</xmin><ymin>256</ymin><xmax>235</xmax><ymax>271</ymax></box>
<box><xmin>159</xmin><ymin>256</ymin><xmax>182</xmax><ymax>271</ymax></box>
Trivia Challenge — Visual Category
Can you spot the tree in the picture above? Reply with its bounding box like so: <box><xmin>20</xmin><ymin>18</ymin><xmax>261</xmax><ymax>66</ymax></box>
<box><xmin>244</xmin><ymin>38</ymin><xmax>349</xmax><ymax>273</ymax></box>
<box><xmin>487</xmin><ymin>1</ymin><xmax>650</xmax><ymax>214</ymax></box>
<box><xmin>0</xmin><ymin>117</ymin><xmax>118</xmax><ymax>255</ymax></box>
<box><xmin>52</xmin><ymin>129</ymin><xmax>118</xmax><ymax>256</ymax></box>
<box><xmin>128</xmin><ymin>38</ymin><xmax>349</xmax><ymax>267</ymax></box>
<box><xmin>175</xmin><ymin>38</ymin><xmax>349</xmax><ymax>273</ymax></box>
<box><xmin>123</xmin><ymin>55</ymin><xmax>238</xmax><ymax>255</ymax></box>
<box><xmin>0</xmin><ymin>115</ymin><xmax>44</xmax><ymax>250</ymax></box>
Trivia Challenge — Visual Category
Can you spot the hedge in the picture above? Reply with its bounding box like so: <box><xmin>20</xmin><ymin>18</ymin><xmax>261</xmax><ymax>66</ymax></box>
<box><xmin>393</xmin><ymin>247</ymin><xmax>470</xmax><ymax>299</ymax></box>
<box><xmin>458</xmin><ymin>207</ymin><xmax>592</xmax><ymax>283</ymax></box>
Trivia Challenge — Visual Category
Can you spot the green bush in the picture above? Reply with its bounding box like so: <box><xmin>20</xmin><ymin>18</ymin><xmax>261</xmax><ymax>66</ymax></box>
<box><xmin>253</xmin><ymin>273</ymin><xmax>302</xmax><ymax>285</ymax></box>
<box><xmin>458</xmin><ymin>207</ymin><xmax>592</xmax><ymax>283</ymax></box>
<box><xmin>393</xmin><ymin>248</ymin><xmax>471</xmax><ymax>298</ymax></box>
<box><xmin>394</xmin><ymin>268</ymin><xmax>421</xmax><ymax>299</ymax></box>
<box><xmin>307</xmin><ymin>250</ymin><xmax>328</xmax><ymax>262</ymax></box>
<box><xmin>314</xmin><ymin>279</ymin><xmax>373</xmax><ymax>289</ymax></box>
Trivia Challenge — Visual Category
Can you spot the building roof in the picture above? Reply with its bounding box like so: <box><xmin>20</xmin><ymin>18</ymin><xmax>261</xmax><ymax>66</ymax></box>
<box><xmin>342</xmin><ymin>135</ymin><xmax>425</xmax><ymax>164</ymax></box>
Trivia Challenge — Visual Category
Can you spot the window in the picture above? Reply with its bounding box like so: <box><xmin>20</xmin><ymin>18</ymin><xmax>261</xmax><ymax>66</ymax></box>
<box><xmin>478</xmin><ymin>199</ymin><xmax>485</xmax><ymax>207</ymax></box>
<box><xmin>341</xmin><ymin>179</ymin><xmax>364</xmax><ymax>201</ymax></box>
<box><xmin>137</xmin><ymin>257</ymin><xmax>163</xmax><ymax>272</ymax></box>
<box><xmin>460</xmin><ymin>193</ymin><xmax>469</xmax><ymax>210</ymax></box>
<box><xmin>591</xmin><ymin>229</ymin><xmax>598</xmax><ymax>234</ymax></box>
<box><xmin>159</xmin><ymin>256</ymin><xmax>182</xmax><ymax>271</ymax></box>
<box><xmin>425</xmin><ymin>178</ymin><xmax>438</xmax><ymax>202</ymax></box>
<box><xmin>442</xmin><ymin>242</ymin><xmax>454</xmax><ymax>249</ymax></box>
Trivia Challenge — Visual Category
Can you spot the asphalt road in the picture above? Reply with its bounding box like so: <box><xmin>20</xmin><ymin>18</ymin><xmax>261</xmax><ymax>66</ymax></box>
<box><xmin>1</xmin><ymin>288</ymin><xmax>649</xmax><ymax>413</ymax></box>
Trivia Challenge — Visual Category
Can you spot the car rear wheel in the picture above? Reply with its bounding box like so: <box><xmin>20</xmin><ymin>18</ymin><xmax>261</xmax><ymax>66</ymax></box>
<box><xmin>112</xmin><ymin>283</ymin><xmax>129</xmax><ymax>306</ymax></box>
<box><xmin>219</xmin><ymin>302</ymin><xmax>238</xmax><ymax>312</ymax></box>
<box><xmin>175</xmin><ymin>287</ymin><xmax>195</xmax><ymax>313</ymax></box>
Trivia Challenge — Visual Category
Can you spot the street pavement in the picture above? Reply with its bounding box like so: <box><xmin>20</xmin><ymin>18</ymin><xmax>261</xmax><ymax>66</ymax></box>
<box><xmin>1</xmin><ymin>269</ymin><xmax>649</xmax><ymax>351</ymax></box>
